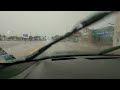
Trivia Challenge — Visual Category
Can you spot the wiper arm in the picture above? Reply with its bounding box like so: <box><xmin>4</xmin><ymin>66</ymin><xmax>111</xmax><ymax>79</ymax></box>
<box><xmin>98</xmin><ymin>45</ymin><xmax>120</xmax><ymax>55</ymax></box>
<box><xmin>25</xmin><ymin>11</ymin><xmax>114</xmax><ymax>61</ymax></box>
<box><xmin>1</xmin><ymin>53</ymin><xmax>120</xmax><ymax>65</ymax></box>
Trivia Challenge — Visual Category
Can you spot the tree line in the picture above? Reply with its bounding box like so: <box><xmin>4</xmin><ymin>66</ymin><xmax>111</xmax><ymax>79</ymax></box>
<box><xmin>0</xmin><ymin>35</ymin><xmax>47</xmax><ymax>41</ymax></box>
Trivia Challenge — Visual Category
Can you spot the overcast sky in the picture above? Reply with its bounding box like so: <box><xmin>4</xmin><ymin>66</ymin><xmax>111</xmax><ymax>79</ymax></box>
<box><xmin>0</xmin><ymin>11</ymin><xmax>115</xmax><ymax>37</ymax></box>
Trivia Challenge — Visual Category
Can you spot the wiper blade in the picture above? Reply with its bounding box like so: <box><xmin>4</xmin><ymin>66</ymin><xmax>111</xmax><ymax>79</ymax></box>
<box><xmin>25</xmin><ymin>11</ymin><xmax>114</xmax><ymax>61</ymax></box>
<box><xmin>98</xmin><ymin>45</ymin><xmax>120</xmax><ymax>55</ymax></box>
<box><xmin>2</xmin><ymin>54</ymin><xmax>104</xmax><ymax>64</ymax></box>
<box><xmin>0</xmin><ymin>58</ymin><xmax>36</xmax><ymax>65</ymax></box>
<box><xmin>1</xmin><ymin>53</ymin><xmax>120</xmax><ymax>65</ymax></box>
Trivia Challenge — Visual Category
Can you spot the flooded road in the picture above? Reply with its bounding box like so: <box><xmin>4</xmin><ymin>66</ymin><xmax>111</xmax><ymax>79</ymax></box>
<box><xmin>0</xmin><ymin>41</ymin><xmax>47</xmax><ymax>58</ymax></box>
<box><xmin>0</xmin><ymin>41</ymin><xmax>112</xmax><ymax>62</ymax></box>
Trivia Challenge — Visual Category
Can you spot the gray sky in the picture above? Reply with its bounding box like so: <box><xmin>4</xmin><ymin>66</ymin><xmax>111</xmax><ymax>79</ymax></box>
<box><xmin>0</xmin><ymin>11</ymin><xmax>115</xmax><ymax>37</ymax></box>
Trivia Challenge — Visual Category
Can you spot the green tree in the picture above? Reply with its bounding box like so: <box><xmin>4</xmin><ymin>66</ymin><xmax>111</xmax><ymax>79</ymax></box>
<box><xmin>0</xmin><ymin>35</ymin><xmax>2</xmax><ymax>41</ymax></box>
<box><xmin>29</xmin><ymin>36</ymin><xmax>33</xmax><ymax>41</ymax></box>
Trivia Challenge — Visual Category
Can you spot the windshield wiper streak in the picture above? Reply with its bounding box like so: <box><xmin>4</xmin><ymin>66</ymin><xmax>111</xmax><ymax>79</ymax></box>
<box><xmin>98</xmin><ymin>45</ymin><xmax>120</xmax><ymax>55</ymax></box>
<box><xmin>25</xmin><ymin>11</ymin><xmax>114</xmax><ymax>61</ymax></box>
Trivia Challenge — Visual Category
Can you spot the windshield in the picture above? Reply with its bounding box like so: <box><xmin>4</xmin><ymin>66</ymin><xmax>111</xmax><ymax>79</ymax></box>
<box><xmin>0</xmin><ymin>11</ymin><xmax>117</xmax><ymax>63</ymax></box>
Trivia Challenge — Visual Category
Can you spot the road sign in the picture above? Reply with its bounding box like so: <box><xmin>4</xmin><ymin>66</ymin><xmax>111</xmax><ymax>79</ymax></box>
<box><xmin>0</xmin><ymin>47</ymin><xmax>7</xmax><ymax>56</ymax></box>
<box><xmin>23</xmin><ymin>34</ymin><xmax>29</xmax><ymax>38</ymax></box>
<box><xmin>0</xmin><ymin>47</ymin><xmax>16</xmax><ymax>61</ymax></box>
<box><xmin>1</xmin><ymin>54</ymin><xmax>16</xmax><ymax>61</ymax></box>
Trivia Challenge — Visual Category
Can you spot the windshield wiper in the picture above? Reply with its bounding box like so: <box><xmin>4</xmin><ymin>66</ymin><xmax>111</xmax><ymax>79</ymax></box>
<box><xmin>24</xmin><ymin>11</ymin><xmax>114</xmax><ymax>61</ymax></box>
<box><xmin>98</xmin><ymin>45</ymin><xmax>120</xmax><ymax>55</ymax></box>
<box><xmin>1</xmin><ymin>53</ymin><xmax>120</xmax><ymax>65</ymax></box>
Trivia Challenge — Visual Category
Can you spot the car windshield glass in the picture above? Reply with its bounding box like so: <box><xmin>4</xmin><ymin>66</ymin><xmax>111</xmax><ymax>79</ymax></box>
<box><xmin>0</xmin><ymin>11</ymin><xmax>117</xmax><ymax>63</ymax></box>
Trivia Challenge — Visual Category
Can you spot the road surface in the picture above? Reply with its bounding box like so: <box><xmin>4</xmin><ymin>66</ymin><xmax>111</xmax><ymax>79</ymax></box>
<box><xmin>0</xmin><ymin>40</ymin><xmax>112</xmax><ymax>62</ymax></box>
<box><xmin>0</xmin><ymin>41</ymin><xmax>47</xmax><ymax>58</ymax></box>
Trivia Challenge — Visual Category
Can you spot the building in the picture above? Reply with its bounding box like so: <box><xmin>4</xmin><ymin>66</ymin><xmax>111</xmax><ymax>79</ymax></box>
<box><xmin>65</xmin><ymin>28</ymin><xmax>92</xmax><ymax>42</ymax></box>
<box><xmin>92</xmin><ymin>26</ymin><xmax>114</xmax><ymax>46</ymax></box>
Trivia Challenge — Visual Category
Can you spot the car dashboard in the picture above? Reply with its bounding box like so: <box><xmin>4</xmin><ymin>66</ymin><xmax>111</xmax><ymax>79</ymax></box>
<box><xmin>9</xmin><ymin>55</ymin><xmax>120</xmax><ymax>79</ymax></box>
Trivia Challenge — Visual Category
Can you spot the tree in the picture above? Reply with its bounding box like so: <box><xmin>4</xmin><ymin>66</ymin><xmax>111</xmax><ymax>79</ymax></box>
<box><xmin>8</xmin><ymin>36</ymin><xmax>17</xmax><ymax>41</ymax></box>
<box><xmin>29</xmin><ymin>36</ymin><xmax>33</xmax><ymax>41</ymax></box>
<box><xmin>2</xmin><ymin>35</ymin><xmax>7</xmax><ymax>41</ymax></box>
<box><xmin>51</xmin><ymin>35</ymin><xmax>60</xmax><ymax>40</ymax></box>
<box><xmin>0</xmin><ymin>35</ymin><xmax>2</xmax><ymax>41</ymax></box>
<box><xmin>41</xmin><ymin>36</ymin><xmax>46</xmax><ymax>41</ymax></box>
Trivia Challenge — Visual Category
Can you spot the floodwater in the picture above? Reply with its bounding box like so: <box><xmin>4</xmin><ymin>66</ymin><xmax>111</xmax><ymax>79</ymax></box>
<box><xmin>0</xmin><ymin>41</ymin><xmax>112</xmax><ymax>62</ymax></box>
